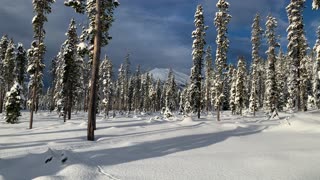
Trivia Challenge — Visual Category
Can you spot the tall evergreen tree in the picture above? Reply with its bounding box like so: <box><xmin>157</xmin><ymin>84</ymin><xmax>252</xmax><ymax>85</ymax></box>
<box><xmin>286</xmin><ymin>0</ymin><xmax>307</xmax><ymax>111</ymax></box>
<box><xmin>275</xmin><ymin>49</ymin><xmax>288</xmax><ymax>111</ymax></box>
<box><xmin>235</xmin><ymin>57</ymin><xmax>247</xmax><ymax>115</ymax></box>
<box><xmin>3</xmin><ymin>39</ymin><xmax>16</xmax><ymax>91</ymax></box>
<box><xmin>190</xmin><ymin>4</ymin><xmax>206</xmax><ymax>118</ymax></box>
<box><xmin>99</xmin><ymin>56</ymin><xmax>113</xmax><ymax>117</ymax></box>
<box><xmin>249</xmin><ymin>14</ymin><xmax>263</xmax><ymax>116</ymax></box>
<box><xmin>55</xmin><ymin>19</ymin><xmax>83</xmax><ymax>121</ymax></box>
<box><xmin>164</xmin><ymin>69</ymin><xmax>177</xmax><ymax>117</ymax></box>
<box><xmin>204</xmin><ymin>46</ymin><xmax>213</xmax><ymax>112</ymax></box>
<box><xmin>229</xmin><ymin>68</ymin><xmax>237</xmax><ymax>115</ymax></box>
<box><xmin>313</xmin><ymin>26</ymin><xmax>320</xmax><ymax>109</ymax></box>
<box><xmin>265</xmin><ymin>15</ymin><xmax>279</xmax><ymax>116</ymax></box>
<box><xmin>0</xmin><ymin>35</ymin><xmax>9</xmax><ymax>113</ymax></box>
<box><xmin>28</xmin><ymin>0</ymin><xmax>55</xmax><ymax>129</ymax></box>
<box><xmin>214</xmin><ymin>0</ymin><xmax>231</xmax><ymax>121</ymax></box>
<box><xmin>66</xmin><ymin>0</ymin><xmax>120</xmax><ymax>140</ymax></box>
<box><xmin>16</xmin><ymin>43</ymin><xmax>27</xmax><ymax>87</ymax></box>
<box><xmin>313</xmin><ymin>0</ymin><xmax>320</xmax><ymax>9</ymax></box>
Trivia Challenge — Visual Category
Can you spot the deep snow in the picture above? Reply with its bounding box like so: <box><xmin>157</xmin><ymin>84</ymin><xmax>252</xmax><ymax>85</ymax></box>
<box><xmin>0</xmin><ymin>110</ymin><xmax>320</xmax><ymax>180</ymax></box>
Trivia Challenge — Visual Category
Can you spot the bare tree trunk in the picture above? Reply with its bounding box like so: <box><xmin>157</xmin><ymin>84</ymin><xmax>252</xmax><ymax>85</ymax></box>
<box><xmin>217</xmin><ymin>106</ymin><xmax>220</xmax><ymax>121</ymax></box>
<box><xmin>88</xmin><ymin>0</ymin><xmax>102</xmax><ymax>141</ymax></box>
<box><xmin>29</xmin><ymin>84</ymin><xmax>37</xmax><ymax>129</ymax></box>
<box><xmin>0</xmin><ymin>89</ymin><xmax>3</xmax><ymax>113</ymax></box>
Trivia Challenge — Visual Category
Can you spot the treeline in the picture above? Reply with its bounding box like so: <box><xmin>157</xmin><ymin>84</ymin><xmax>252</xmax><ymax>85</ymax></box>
<box><xmin>0</xmin><ymin>0</ymin><xmax>320</xmax><ymax>141</ymax></box>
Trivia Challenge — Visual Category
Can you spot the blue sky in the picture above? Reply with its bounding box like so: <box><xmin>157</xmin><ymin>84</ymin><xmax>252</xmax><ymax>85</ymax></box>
<box><xmin>0</xmin><ymin>0</ymin><xmax>320</xmax><ymax>86</ymax></box>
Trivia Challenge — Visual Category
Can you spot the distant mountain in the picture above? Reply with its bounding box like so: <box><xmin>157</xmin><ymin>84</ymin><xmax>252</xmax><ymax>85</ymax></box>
<box><xmin>148</xmin><ymin>68</ymin><xmax>189</xmax><ymax>86</ymax></box>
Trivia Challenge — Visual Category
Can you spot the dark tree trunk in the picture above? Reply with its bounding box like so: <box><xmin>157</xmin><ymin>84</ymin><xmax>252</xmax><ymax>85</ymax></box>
<box><xmin>88</xmin><ymin>0</ymin><xmax>102</xmax><ymax>141</ymax></box>
<box><xmin>0</xmin><ymin>89</ymin><xmax>3</xmax><ymax>113</ymax></box>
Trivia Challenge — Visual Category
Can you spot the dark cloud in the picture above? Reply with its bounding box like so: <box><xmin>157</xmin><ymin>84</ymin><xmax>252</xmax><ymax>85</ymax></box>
<box><xmin>0</xmin><ymin>0</ymin><xmax>320</xmax><ymax>87</ymax></box>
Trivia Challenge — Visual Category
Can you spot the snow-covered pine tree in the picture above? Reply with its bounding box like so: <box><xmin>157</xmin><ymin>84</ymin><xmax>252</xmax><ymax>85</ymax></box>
<box><xmin>275</xmin><ymin>49</ymin><xmax>288</xmax><ymax>111</ymax></box>
<box><xmin>164</xmin><ymin>69</ymin><xmax>177</xmax><ymax>118</ymax></box>
<box><xmin>15</xmin><ymin>43</ymin><xmax>27</xmax><ymax>110</ymax></box>
<box><xmin>0</xmin><ymin>35</ymin><xmax>9</xmax><ymax>113</ymax></box>
<box><xmin>313</xmin><ymin>0</ymin><xmax>320</xmax><ymax>9</ymax></box>
<box><xmin>28</xmin><ymin>0</ymin><xmax>55</xmax><ymax>129</ymax></box>
<box><xmin>214</xmin><ymin>0</ymin><xmax>231</xmax><ymax>121</ymax></box>
<box><xmin>155</xmin><ymin>79</ymin><xmax>162</xmax><ymax>112</ymax></box>
<box><xmin>99</xmin><ymin>56</ymin><xmax>113</xmax><ymax>117</ymax></box>
<box><xmin>286</xmin><ymin>0</ymin><xmax>308</xmax><ymax>112</ymax></box>
<box><xmin>65</xmin><ymin>19</ymin><xmax>83</xmax><ymax>120</ymax></box>
<box><xmin>223</xmin><ymin>64</ymin><xmax>234</xmax><ymax>111</ymax></box>
<box><xmin>313</xmin><ymin>26</ymin><xmax>320</xmax><ymax>109</ymax></box>
<box><xmin>54</xmin><ymin>19</ymin><xmax>83</xmax><ymax>121</ymax></box>
<box><xmin>65</xmin><ymin>0</ymin><xmax>119</xmax><ymax>140</ymax></box>
<box><xmin>265</xmin><ymin>15</ymin><xmax>279</xmax><ymax>116</ymax></box>
<box><xmin>204</xmin><ymin>46</ymin><xmax>213</xmax><ymax>113</ymax></box>
<box><xmin>48</xmin><ymin>56</ymin><xmax>58</xmax><ymax>112</ymax></box>
<box><xmin>3</xmin><ymin>39</ymin><xmax>16</xmax><ymax>92</ymax></box>
<box><xmin>127</xmin><ymin>76</ymin><xmax>134</xmax><ymax>113</ymax></box>
<box><xmin>117</xmin><ymin>64</ymin><xmax>125</xmax><ymax>112</ymax></box>
<box><xmin>229</xmin><ymin>67</ymin><xmax>237</xmax><ymax>115</ymax></box>
<box><xmin>190</xmin><ymin>4</ymin><xmax>206</xmax><ymax>118</ymax></box>
<box><xmin>222</xmin><ymin>65</ymin><xmax>232</xmax><ymax>110</ymax></box>
<box><xmin>249</xmin><ymin>14</ymin><xmax>263</xmax><ymax>116</ymax></box>
<box><xmin>53</xmin><ymin>51</ymin><xmax>65</xmax><ymax>117</ymax></box>
<box><xmin>16</xmin><ymin>43</ymin><xmax>27</xmax><ymax>86</ymax></box>
<box><xmin>5</xmin><ymin>82</ymin><xmax>24</xmax><ymax>124</ymax></box>
<box><xmin>123</xmin><ymin>54</ymin><xmax>131</xmax><ymax>112</ymax></box>
<box><xmin>235</xmin><ymin>57</ymin><xmax>247</xmax><ymax>115</ymax></box>
<box><xmin>143</xmin><ymin>73</ymin><xmax>153</xmax><ymax>112</ymax></box>
<box><xmin>132</xmin><ymin>65</ymin><xmax>142</xmax><ymax>112</ymax></box>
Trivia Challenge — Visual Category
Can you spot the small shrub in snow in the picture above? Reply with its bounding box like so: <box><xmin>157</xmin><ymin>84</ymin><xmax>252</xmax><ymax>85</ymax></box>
<box><xmin>5</xmin><ymin>82</ymin><xmax>24</xmax><ymax>124</ymax></box>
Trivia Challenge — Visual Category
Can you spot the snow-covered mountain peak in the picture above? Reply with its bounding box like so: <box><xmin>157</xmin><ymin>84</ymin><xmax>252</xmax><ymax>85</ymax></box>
<box><xmin>148</xmin><ymin>68</ymin><xmax>189</xmax><ymax>86</ymax></box>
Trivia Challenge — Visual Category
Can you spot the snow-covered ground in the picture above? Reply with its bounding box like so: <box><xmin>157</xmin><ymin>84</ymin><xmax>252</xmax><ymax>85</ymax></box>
<box><xmin>1</xmin><ymin>110</ymin><xmax>320</xmax><ymax>180</ymax></box>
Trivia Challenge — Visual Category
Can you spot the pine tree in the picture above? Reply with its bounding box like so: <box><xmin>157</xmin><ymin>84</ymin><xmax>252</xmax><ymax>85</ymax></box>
<box><xmin>222</xmin><ymin>65</ymin><xmax>232</xmax><ymax>110</ymax></box>
<box><xmin>204</xmin><ymin>46</ymin><xmax>213</xmax><ymax>112</ymax></box>
<box><xmin>164</xmin><ymin>69</ymin><xmax>177</xmax><ymax>118</ymax></box>
<box><xmin>0</xmin><ymin>35</ymin><xmax>9</xmax><ymax>113</ymax></box>
<box><xmin>123</xmin><ymin>54</ymin><xmax>131</xmax><ymax>112</ymax></box>
<box><xmin>249</xmin><ymin>14</ymin><xmax>263</xmax><ymax>116</ymax></box>
<box><xmin>66</xmin><ymin>0</ymin><xmax>119</xmax><ymax>140</ymax></box>
<box><xmin>313</xmin><ymin>26</ymin><xmax>320</xmax><ymax>109</ymax></box>
<box><xmin>214</xmin><ymin>0</ymin><xmax>231</xmax><ymax>121</ymax></box>
<box><xmin>265</xmin><ymin>15</ymin><xmax>279</xmax><ymax>116</ymax></box>
<box><xmin>5</xmin><ymin>82</ymin><xmax>24</xmax><ymax>124</ymax></box>
<box><xmin>275</xmin><ymin>49</ymin><xmax>288</xmax><ymax>111</ymax></box>
<box><xmin>155</xmin><ymin>79</ymin><xmax>162</xmax><ymax>112</ymax></box>
<box><xmin>16</xmin><ymin>43</ymin><xmax>27</xmax><ymax>87</ymax></box>
<box><xmin>3</xmin><ymin>39</ymin><xmax>16</xmax><ymax>91</ymax></box>
<box><xmin>132</xmin><ymin>65</ymin><xmax>142</xmax><ymax>112</ymax></box>
<box><xmin>48</xmin><ymin>56</ymin><xmax>58</xmax><ymax>112</ymax></box>
<box><xmin>190</xmin><ymin>4</ymin><xmax>206</xmax><ymax>118</ymax></box>
<box><xmin>15</xmin><ymin>43</ymin><xmax>27</xmax><ymax>110</ymax></box>
<box><xmin>118</xmin><ymin>64</ymin><xmax>125</xmax><ymax>112</ymax></box>
<box><xmin>313</xmin><ymin>0</ymin><xmax>320</xmax><ymax>9</ymax></box>
<box><xmin>55</xmin><ymin>19</ymin><xmax>83</xmax><ymax>121</ymax></box>
<box><xmin>99</xmin><ymin>56</ymin><xmax>113</xmax><ymax>117</ymax></box>
<box><xmin>229</xmin><ymin>68</ymin><xmax>237</xmax><ymax>114</ymax></box>
<box><xmin>28</xmin><ymin>0</ymin><xmax>55</xmax><ymax>129</ymax></box>
<box><xmin>235</xmin><ymin>57</ymin><xmax>247</xmax><ymax>115</ymax></box>
<box><xmin>286</xmin><ymin>0</ymin><xmax>308</xmax><ymax>111</ymax></box>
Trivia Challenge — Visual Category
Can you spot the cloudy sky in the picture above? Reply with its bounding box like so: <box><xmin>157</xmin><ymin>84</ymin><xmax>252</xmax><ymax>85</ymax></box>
<box><xmin>1</xmin><ymin>0</ymin><xmax>320</xmax><ymax>86</ymax></box>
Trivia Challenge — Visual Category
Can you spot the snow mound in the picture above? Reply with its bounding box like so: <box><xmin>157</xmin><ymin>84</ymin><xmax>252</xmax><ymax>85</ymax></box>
<box><xmin>179</xmin><ymin>116</ymin><xmax>203</xmax><ymax>126</ymax></box>
<box><xmin>265</xmin><ymin>112</ymin><xmax>320</xmax><ymax>133</ymax></box>
<box><xmin>147</xmin><ymin>116</ymin><xmax>166</xmax><ymax>123</ymax></box>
